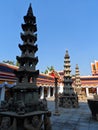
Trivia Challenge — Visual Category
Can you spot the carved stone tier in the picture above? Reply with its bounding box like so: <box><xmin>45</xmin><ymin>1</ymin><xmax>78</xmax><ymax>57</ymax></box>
<box><xmin>21</xmin><ymin>33</ymin><xmax>37</xmax><ymax>42</ymax></box>
<box><xmin>22</xmin><ymin>23</ymin><xmax>37</xmax><ymax>32</ymax></box>
<box><xmin>19</xmin><ymin>44</ymin><xmax>38</xmax><ymax>52</ymax></box>
<box><xmin>0</xmin><ymin>111</ymin><xmax>50</xmax><ymax>118</ymax></box>
<box><xmin>16</xmin><ymin>56</ymin><xmax>38</xmax><ymax>64</ymax></box>
<box><xmin>12</xmin><ymin>84</ymin><xmax>38</xmax><ymax>89</ymax></box>
<box><xmin>14</xmin><ymin>70</ymin><xmax>39</xmax><ymax>77</ymax></box>
<box><xmin>24</xmin><ymin>15</ymin><xmax>36</xmax><ymax>23</ymax></box>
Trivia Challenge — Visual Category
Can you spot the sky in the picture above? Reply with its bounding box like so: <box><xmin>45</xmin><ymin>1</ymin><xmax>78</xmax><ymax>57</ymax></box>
<box><xmin>0</xmin><ymin>0</ymin><xmax>98</xmax><ymax>76</ymax></box>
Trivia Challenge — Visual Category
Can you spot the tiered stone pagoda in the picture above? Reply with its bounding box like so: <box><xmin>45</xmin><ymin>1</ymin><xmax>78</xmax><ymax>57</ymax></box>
<box><xmin>0</xmin><ymin>4</ymin><xmax>52</xmax><ymax>130</ymax></box>
<box><xmin>74</xmin><ymin>64</ymin><xmax>81</xmax><ymax>95</ymax></box>
<box><xmin>74</xmin><ymin>64</ymin><xmax>86</xmax><ymax>101</ymax></box>
<box><xmin>59</xmin><ymin>50</ymin><xmax>78</xmax><ymax>108</ymax></box>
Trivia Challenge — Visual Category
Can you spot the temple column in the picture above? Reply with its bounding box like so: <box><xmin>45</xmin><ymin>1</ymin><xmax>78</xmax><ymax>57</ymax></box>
<box><xmin>86</xmin><ymin>87</ymin><xmax>89</xmax><ymax>97</ymax></box>
<box><xmin>51</xmin><ymin>87</ymin><xmax>53</xmax><ymax>96</ymax></box>
<box><xmin>53</xmin><ymin>87</ymin><xmax>55</xmax><ymax>97</ymax></box>
<box><xmin>47</xmin><ymin>87</ymin><xmax>50</xmax><ymax>98</ymax></box>
<box><xmin>96</xmin><ymin>87</ymin><xmax>98</xmax><ymax>95</ymax></box>
<box><xmin>38</xmin><ymin>86</ymin><xmax>42</xmax><ymax>98</ymax></box>
<box><xmin>59</xmin><ymin>83</ymin><xmax>63</xmax><ymax>93</ymax></box>
<box><xmin>1</xmin><ymin>86</ymin><xmax>5</xmax><ymax>102</ymax></box>
<box><xmin>40</xmin><ymin>87</ymin><xmax>44</xmax><ymax>99</ymax></box>
<box><xmin>57</xmin><ymin>87</ymin><xmax>59</xmax><ymax>94</ymax></box>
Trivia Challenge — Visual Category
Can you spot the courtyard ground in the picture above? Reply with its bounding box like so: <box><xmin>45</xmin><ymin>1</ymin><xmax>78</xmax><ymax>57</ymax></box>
<box><xmin>47</xmin><ymin>97</ymin><xmax>98</xmax><ymax>130</ymax></box>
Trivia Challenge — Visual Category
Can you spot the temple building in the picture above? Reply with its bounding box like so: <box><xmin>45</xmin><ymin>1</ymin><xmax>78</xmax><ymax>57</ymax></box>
<box><xmin>91</xmin><ymin>60</ymin><xmax>98</xmax><ymax>76</ymax></box>
<box><xmin>0</xmin><ymin>62</ymin><xmax>58</xmax><ymax>104</ymax></box>
<box><xmin>1</xmin><ymin>58</ymin><xmax>98</xmax><ymax>104</ymax></box>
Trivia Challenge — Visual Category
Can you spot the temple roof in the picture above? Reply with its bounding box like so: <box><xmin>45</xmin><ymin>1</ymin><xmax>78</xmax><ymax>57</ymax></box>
<box><xmin>0</xmin><ymin>63</ymin><xmax>55</xmax><ymax>86</ymax></box>
<box><xmin>48</xmin><ymin>70</ymin><xmax>61</xmax><ymax>82</ymax></box>
<box><xmin>1</xmin><ymin>63</ymin><xmax>98</xmax><ymax>87</ymax></box>
<box><xmin>0</xmin><ymin>63</ymin><xmax>18</xmax><ymax>73</ymax></box>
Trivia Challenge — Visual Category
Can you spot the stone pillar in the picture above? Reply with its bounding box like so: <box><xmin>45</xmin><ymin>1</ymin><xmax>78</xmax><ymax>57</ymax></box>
<box><xmin>47</xmin><ymin>87</ymin><xmax>50</xmax><ymax>98</ymax></box>
<box><xmin>86</xmin><ymin>87</ymin><xmax>89</xmax><ymax>97</ymax></box>
<box><xmin>53</xmin><ymin>78</ymin><xmax>60</xmax><ymax>116</ymax></box>
<box><xmin>40</xmin><ymin>87</ymin><xmax>44</xmax><ymax>99</ymax></box>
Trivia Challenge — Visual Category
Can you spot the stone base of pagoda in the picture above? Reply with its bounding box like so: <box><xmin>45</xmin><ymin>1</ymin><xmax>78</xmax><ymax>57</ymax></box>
<box><xmin>59</xmin><ymin>94</ymin><xmax>79</xmax><ymax>108</ymax></box>
<box><xmin>0</xmin><ymin>110</ymin><xmax>52</xmax><ymax>130</ymax></box>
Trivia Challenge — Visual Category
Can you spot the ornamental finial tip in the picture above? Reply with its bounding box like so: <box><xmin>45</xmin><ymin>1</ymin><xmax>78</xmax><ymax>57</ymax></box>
<box><xmin>27</xmin><ymin>3</ymin><xmax>33</xmax><ymax>16</ymax></box>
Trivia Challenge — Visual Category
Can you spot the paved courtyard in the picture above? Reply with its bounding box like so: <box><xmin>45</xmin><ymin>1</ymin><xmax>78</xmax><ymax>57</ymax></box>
<box><xmin>47</xmin><ymin>98</ymin><xmax>98</xmax><ymax>130</ymax></box>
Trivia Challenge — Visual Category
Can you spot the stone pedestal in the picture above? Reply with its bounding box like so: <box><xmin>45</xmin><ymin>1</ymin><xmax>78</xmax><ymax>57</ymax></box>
<box><xmin>88</xmin><ymin>99</ymin><xmax>98</xmax><ymax>120</ymax></box>
<box><xmin>88</xmin><ymin>95</ymin><xmax>98</xmax><ymax>120</ymax></box>
<box><xmin>0</xmin><ymin>111</ymin><xmax>51</xmax><ymax>130</ymax></box>
<box><xmin>59</xmin><ymin>94</ymin><xmax>78</xmax><ymax>108</ymax></box>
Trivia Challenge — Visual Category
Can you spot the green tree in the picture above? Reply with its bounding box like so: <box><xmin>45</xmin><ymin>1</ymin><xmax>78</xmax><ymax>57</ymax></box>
<box><xmin>43</xmin><ymin>66</ymin><xmax>55</xmax><ymax>74</ymax></box>
<box><xmin>2</xmin><ymin>60</ymin><xmax>19</xmax><ymax>66</ymax></box>
<box><xmin>2</xmin><ymin>60</ymin><xmax>15</xmax><ymax>65</ymax></box>
<box><xmin>15</xmin><ymin>60</ymin><xmax>19</xmax><ymax>66</ymax></box>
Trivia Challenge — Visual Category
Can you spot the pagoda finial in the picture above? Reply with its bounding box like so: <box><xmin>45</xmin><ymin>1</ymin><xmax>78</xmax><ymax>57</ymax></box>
<box><xmin>76</xmin><ymin>64</ymin><xmax>79</xmax><ymax>69</ymax></box>
<box><xmin>66</xmin><ymin>49</ymin><xmax>68</xmax><ymax>53</ymax></box>
<box><xmin>27</xmin><ymin>3</ymin><xmax>33</xmax><ymax>16</ymax></box>
<box><xmin>65</xmin><ymin>49</ymin><xmax>69</xmax><ymax>58</ymax></box>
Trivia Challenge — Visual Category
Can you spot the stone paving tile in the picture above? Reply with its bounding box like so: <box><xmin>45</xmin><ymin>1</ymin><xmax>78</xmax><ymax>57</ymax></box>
<box><xmin>52</xmin><ymin>122</ymin><xmax>75</xmax><ymax>130</ymax></box>
<box><xmin>75</xmin><ymin>126</ymin><xmax>89</xmax><ymax>130</ymax></box>
<box><xmin>47</xmin><ymin>98</ymin><xmax>98</xmax><ymax>130</ymax></box>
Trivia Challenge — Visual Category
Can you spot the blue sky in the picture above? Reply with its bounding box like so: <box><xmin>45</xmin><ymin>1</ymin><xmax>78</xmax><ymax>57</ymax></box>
<box><xmin>0</xmin><ymin>0</ymin><xmax>98</xmax><ymax>76</ymax></box>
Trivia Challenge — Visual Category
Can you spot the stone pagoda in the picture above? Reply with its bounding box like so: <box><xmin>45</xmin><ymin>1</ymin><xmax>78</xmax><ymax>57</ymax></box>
<box><xmin>74</xmin><ymin>64</ymin><xmax>81</xmax><ymax>95</ymax></box>
<box><xmin>0</xmin><ymin>4</ymin><xmax>52</xmax><ymax>130</ymax></box>
<box><xmin>59</xmin><ymin>50</ymin><xmax>78</xmax><ymax>108</ymax></box>
<box><xmin>74</xmin><ymin>64</ymin><xmax>86</xmax><ymax>101</ymax></box>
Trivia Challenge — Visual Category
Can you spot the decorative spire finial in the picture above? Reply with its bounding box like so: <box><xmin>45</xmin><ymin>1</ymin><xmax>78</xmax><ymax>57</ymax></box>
<box><xmin>76</xmin><ymin>64</ymin><xmax>78</xmax><ymax>68</ymax></box>
<box><xmin>27</xmin><ymin>3</ymin><xmax>33</xmax><ymax>16</ymax></box>
<box><xmin>65</xmin><ymin>49</ymin><xmax>69</xmax><ymax>58</ymax></box>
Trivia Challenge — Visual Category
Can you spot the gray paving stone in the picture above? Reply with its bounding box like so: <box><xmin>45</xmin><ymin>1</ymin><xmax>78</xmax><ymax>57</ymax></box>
<box><xmin>47</xmin><ymin>98</ymin><xmax>98</xmax><ymax>130</ymax></box>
